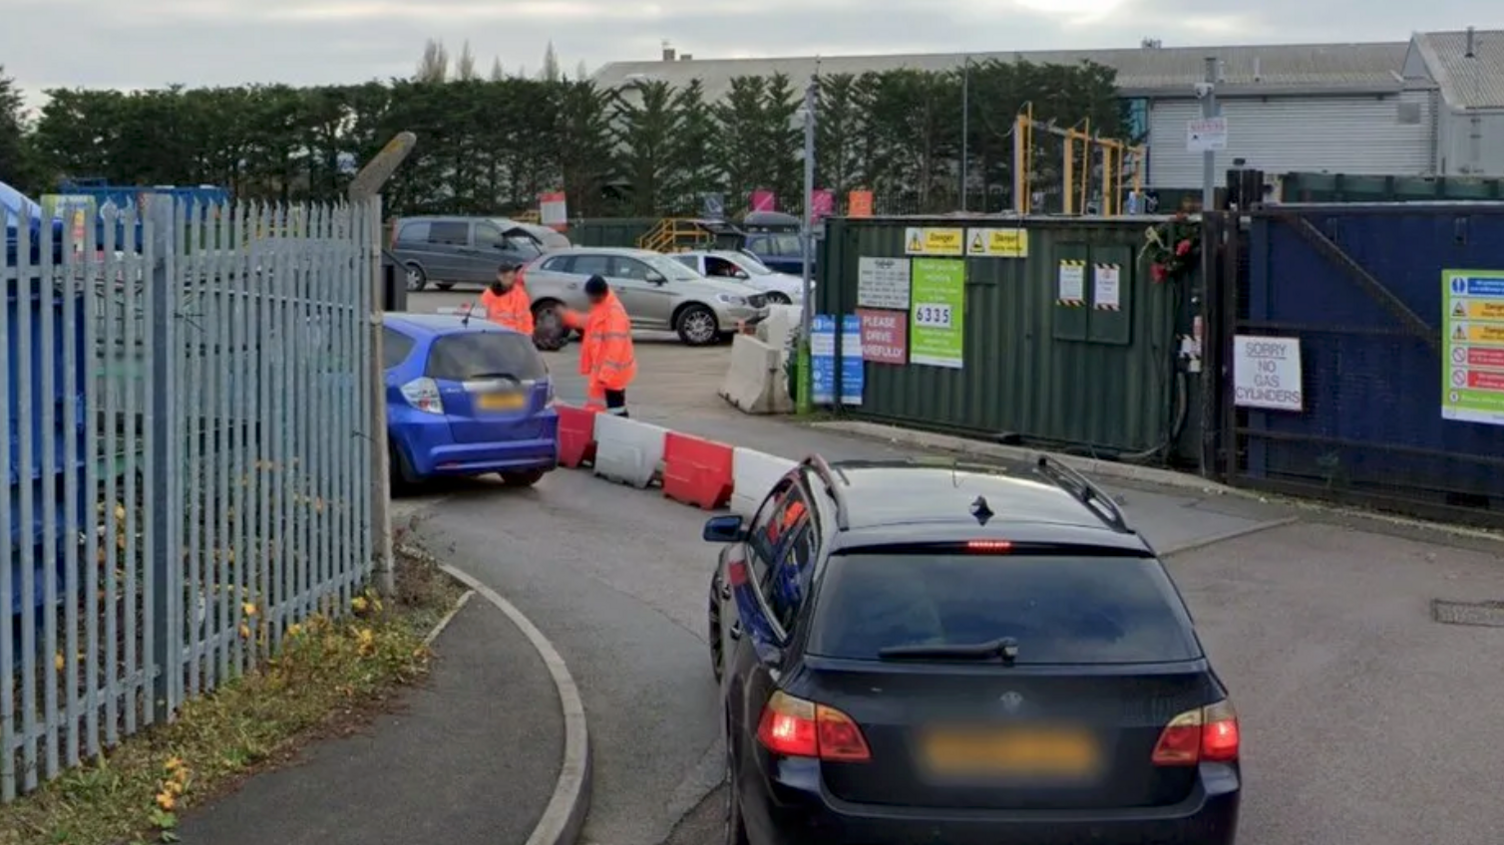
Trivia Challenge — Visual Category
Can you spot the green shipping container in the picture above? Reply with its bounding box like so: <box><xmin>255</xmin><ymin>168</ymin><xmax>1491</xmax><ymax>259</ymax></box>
<box><xmin>1279</xmin><ymin>172</ymin><xmax>1504</xmax><ymax>203</ymax></box>
<box><xmin>566</xmin><ymin>217</ymin><xmax>658</xmax><ymax>248</ymax></box>
<box><xmin>816</xmin><ymin>216</ymin><xmax>1192</xmax><ymax>458</ymax></box>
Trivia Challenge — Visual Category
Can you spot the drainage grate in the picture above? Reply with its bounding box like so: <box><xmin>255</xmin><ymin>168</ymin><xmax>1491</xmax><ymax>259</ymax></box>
<box><xmin>1431</xmin><ymin>599</ymin><xmax>1504</xmax><ymax>628</ymax></box>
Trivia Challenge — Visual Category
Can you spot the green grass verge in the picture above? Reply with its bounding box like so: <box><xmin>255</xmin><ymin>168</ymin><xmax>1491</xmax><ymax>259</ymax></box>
<box><xmin>0</xmin><ymin>550</ymin><xmax>464</xmax><ymax>845</ymax></box>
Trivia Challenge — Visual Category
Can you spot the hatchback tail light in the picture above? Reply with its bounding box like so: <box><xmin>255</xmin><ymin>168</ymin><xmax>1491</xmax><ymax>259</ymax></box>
<box><xmin>1151</xmin><ymin>700</ymin><xmax>1239</xmax><ymax>765</ymax></box>
<box><xmin>399</xmin><ymin>377</ymin><xmax>444</xmax><ymax>415</ymax></box>
<box><xmin>756</xmin><ymin>691</ymin><xmax>871</xmax><ymax>762</ymax></box>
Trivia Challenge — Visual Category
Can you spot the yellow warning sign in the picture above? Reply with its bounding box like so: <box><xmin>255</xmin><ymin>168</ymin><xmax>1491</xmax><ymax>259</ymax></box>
<box><xmin>965</xmin><ymin>227</ymin><xmax>1029</xmax><ymax>258</ymax></box>
<box><xmin>904</xmin><ymin>227</ymin><xmax>965</xmax><ymax>256</ymax></box>
<box><xmin>1461</xmin><ymin>300</ymin><xmax>1504</xmax><ymax>320</ymax></box>
<box><xmin>1464</xmin><ymin>324</ymin><xmax>1504</xmax><ymax>343</ymax></box>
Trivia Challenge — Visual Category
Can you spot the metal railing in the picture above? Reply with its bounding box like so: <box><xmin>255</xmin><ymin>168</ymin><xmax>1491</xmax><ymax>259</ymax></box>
<box><xmin>1</xmin><ymin>198</ymin><xmax>377</xmax><ymax>802</ymax></box>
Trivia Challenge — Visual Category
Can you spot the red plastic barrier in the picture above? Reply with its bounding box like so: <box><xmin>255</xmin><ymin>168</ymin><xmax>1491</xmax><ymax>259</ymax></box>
<box><xmin>662</xmin><ymin>432</ymin><xmax>735</xmax><ymax>510</ymax></box>
<box><xmin>556</xmin><ymin>405</ymin><xmax>599</xmax><ymax>468</ymax></box>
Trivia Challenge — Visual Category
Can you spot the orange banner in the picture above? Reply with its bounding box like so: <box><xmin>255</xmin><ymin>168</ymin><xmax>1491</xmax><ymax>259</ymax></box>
<box><xmin>848</xmin><ymin>190</ymin><xmax>873</xmax><ymax>218</ymax></box>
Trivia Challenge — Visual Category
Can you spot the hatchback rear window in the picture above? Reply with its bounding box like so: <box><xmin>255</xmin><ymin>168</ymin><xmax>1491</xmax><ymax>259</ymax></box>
<box><xmin>425</xmin><ymin>332</ymin><xmax>547</xmax><ymax>382</ymax></box>
<box><xmin>808</xmin><ymin>553</ymin><xmax>1200</xmax><ymax>665</ymax></box>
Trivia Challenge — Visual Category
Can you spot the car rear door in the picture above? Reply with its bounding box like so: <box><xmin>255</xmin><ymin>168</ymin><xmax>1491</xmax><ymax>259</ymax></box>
<box><xmin>795</xmin><ymin>548</ymin><xmax>1221</xmax><ymax>812</ymax></box>
<box><xmin>604</xmin><ymin>255</ymin><xmax>672</xmax><ymax>329</ymax></box>
<box><xmin>424</xmin><ymin>220</ymin><xmax>470</xmax><ymax>282</ymax></box>
<box><xmin>423</xmin><ymin>330</ymin><xmax>552</xmax><ymax>443</ymax></box>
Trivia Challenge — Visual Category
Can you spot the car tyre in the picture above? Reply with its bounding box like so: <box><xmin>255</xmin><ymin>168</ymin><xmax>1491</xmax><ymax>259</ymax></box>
<box><xmin>725</xmin><ymin>739</ymin><xmax>750</xmax><ymax>845</ymax></box>
<box><xmin>532</xmin><ymin>301</ymin><xmax>570</xmax><ymax>351</ymax></box>
<box><xmin>677</xmin><ymin>304</ymin><xmax>720</xmax><ymax>346</ymax></box>
<box><xmin>500</xmin><ymin>469</ymin><xmax>546</xmax><ymax>487</ymax></box>
<box><xmin>404</xmin><ymin>263</ymin><xmax>428</xmax><ymax>292</ymax></box>
<box><xmin>389</xmin><ymin>444</ymin><xmax>419</xmax><ymax>497</ymax></box>
<box><xmin>708</xmin><ymin>598</ymin><xmax>724</xmax><ymax>682</ymax></box>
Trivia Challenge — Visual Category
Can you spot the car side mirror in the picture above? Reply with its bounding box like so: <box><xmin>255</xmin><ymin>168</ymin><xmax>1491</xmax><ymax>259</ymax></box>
<box><xmin>734</xmin><ymin>270</ymin><xmax>750</xmax><ymax>280</ymax></box>
<box><xmin>645</xmin><ymin>271</ymin><xmax>666</xmax><ymax>284</ymax></box>
<box><xmin>703</xmin><ymin>514</ymin><xmax>746</xmax><ymax>543</ymax></box>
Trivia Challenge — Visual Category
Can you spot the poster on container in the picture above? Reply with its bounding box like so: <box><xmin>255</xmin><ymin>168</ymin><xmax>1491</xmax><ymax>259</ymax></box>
<box><xmin>908</xmin><ymin>259</ymin><xmax>965</xmax><ymax>368</ymax></box>
<box><xmin>1443</xmin><ymin>269</ymin><xmax>1504</xmax><ymax>425</ymax></box>
<box><xmin>840</xmin><ymin>314</ymin><xmax>863</xmax><ymax>405</ymax></box>
<box><xmin>857</xmin><ymin>256</ymin><xmax>910</xmax><ymax>310</ymax></box>
<box><xmin>857</xmin><ymin>308</ymin><xmax>908</xmax><ymax>364</ymax></box>
<box><xmin>810</xmin><ymin>314</ymin><xmax>837</xmax><ymax>405</ymax></box>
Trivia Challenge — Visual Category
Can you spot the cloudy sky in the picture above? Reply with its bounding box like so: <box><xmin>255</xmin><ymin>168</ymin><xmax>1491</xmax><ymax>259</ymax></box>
<box><xmin>0</xmin><ymin>0</ymin><xmax>1495</xmax><ymax>108</ymax></box>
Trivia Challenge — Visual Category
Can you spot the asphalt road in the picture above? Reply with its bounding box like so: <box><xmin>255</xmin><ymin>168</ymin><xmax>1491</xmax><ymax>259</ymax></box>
<box><xmin>395</xmin><ymin>292</ymin><xmax>1504</xmax><ymax>845</ymax></box>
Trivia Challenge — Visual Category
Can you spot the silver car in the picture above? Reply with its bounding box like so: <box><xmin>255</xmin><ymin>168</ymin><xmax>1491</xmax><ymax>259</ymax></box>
<box><xmin>522</xmin><ymin>247</ymin><xmax>769</xmax><ymax>346</ymax></box>
<box><xmin>670</xmin><ymin>250</ymin><xmax>808</xmax><ymax>305</ymax></box>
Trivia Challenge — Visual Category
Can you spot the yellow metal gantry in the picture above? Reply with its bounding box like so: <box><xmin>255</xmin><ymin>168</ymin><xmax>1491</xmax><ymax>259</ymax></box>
<box><xmin>1013</xmin><ymin>106</ymin><xmax>1145</xmax><ymax>216</ymax></box>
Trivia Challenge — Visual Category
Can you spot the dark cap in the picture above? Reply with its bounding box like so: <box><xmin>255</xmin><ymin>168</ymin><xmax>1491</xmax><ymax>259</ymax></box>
<box><xmin>584</xmin><ymin>275</ymin><xmax>609</xmax><ymax>296</ymax></box>
<box><xmin>496</xmin><ymin>257</ymin><xmax>522</xmax><ymax>273</ymax></box>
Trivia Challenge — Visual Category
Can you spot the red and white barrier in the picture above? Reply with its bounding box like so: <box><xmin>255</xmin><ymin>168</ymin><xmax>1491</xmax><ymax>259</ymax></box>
<box><xmin>553</xmin><ymin>404</ymin><xmax>794</xmax><ymax>515</ymax></box>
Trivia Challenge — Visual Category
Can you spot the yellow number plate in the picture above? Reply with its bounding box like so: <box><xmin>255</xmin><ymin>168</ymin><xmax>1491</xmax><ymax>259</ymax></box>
<box><xmin>477</xmin><ymin>392</ymin><xmax>526</xmax><ymax>411</ymax></box>
<box><xmin>921</xmin><ymin>727</ymin><xmax>1098</xmax><ymax>777</ymax></box>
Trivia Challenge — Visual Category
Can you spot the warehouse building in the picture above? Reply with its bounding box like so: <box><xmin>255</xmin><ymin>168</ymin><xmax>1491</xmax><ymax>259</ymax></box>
<box><xmin>594</xmin><ymin>30</ymin><xmax>1504</xmax><ymax>189</ymax></box>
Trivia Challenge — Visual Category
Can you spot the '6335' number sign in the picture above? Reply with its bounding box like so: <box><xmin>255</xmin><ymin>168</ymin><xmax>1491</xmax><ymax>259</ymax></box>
<box><xmin>913</xmin><ymin>303</ymin><xmax>953</xmax><ymax>328</ymax></box>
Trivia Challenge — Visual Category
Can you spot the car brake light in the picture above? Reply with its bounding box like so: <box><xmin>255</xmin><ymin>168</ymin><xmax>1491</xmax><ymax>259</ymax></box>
<box><xmin>399</xmin><ymin>377</ymin><xmax>444</xmax><ymax>415</ymax></box>
<box><xmin>756</xmin><ymin>691</ymin><xmax>871</xmax><ymax>762</ymax></box>
<box><xmin>726</xmin><ymin>558</ymin><xmax>749</xmax><ymax>587</ymax></box>
<box><xmin>1151</xmin><ymin>700</ymin><xmax>1239</xmax><ymax>765</ymax></box>
<box><xmin>966</xmin><ymin>540</ymin><xmax>1012</xmax><ymax>552</ymax></box>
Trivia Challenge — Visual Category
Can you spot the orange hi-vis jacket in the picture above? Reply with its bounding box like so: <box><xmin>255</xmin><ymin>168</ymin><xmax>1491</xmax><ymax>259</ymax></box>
<box><xmin>563</xmin><ymin>291</ymin><xmax>637</xmax><ymax>406</ymax></box>
<box><xmin>479</xmin><ymin>283</ymin><xmax>534</xmax><ymax>336</ymax></box>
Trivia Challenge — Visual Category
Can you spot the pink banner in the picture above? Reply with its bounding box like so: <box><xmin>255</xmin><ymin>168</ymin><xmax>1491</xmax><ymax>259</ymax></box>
<box><xmin>810</xmin><ymin>189</ymin><xmax>834</xmax><ymax>220</ymax></box>
<box><xmin>750</xmin><ymin>189</ymin><xmax>776</xmax><ymax>212</ymax></box>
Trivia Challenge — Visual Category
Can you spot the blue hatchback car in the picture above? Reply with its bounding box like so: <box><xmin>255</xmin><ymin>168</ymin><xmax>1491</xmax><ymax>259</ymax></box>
<box><xmin>383</xmin><ymin>313</ymin><xmax>559</xmax><ymax>489</ymax></box>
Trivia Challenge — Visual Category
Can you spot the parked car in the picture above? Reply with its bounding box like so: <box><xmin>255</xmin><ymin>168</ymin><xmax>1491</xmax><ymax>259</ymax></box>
<box><xmin>391</xmin><ymin>215</ymin><xmax>567</xmax><ymax>292</ymax></box>
<box><xmin>383</xmin><ymin>313</ymin><xmax>559</xmax><ymax>490</ymax></box>
<box><xmin>522</xmin><ymin>247</ymin><xmax>770</xmax><ymax>346</ymax></box>
<box><xmin>704</xmin><ymin>455</ymin><xmax>1241</xmax><ymax>845</ymax></box>
<box><xmin>741</xmin><ymin>231</ymin><xmax>809</xmax><ymax>275</ymax></box>
<box><xmin>670</xmin><ymin>250</ymin><xmax>807</xmax><ymax>305</ymax></box>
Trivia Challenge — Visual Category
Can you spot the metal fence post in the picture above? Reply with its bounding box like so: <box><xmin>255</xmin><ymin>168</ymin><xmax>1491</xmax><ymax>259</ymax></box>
<box><xmin>349</xmin><ymin>132</ymin><xmax>415</xmax><ymax>597</ymax></box>
<box><xmin>148</xmin><ymin>198</ymin><xmax>180</xmax><ymax>722</ymax></box>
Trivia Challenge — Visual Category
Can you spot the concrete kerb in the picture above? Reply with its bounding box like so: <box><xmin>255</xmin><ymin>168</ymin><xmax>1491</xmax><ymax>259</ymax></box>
<box><xmin>436</xmin><ymin>563</ymin><xmax>593</xmax><ymax>845</ymax></box>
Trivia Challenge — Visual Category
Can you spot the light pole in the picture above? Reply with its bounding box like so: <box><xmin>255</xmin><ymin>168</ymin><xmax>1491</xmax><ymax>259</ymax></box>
<box><xmin>960</xmin><ymin>56</ymin><xmax>970</xmax><ymax>212</ymax></box>
<box><xmin>796</xmin><ymin>73</ymin><xmax>818</xmax><ymax>416</ymax></box>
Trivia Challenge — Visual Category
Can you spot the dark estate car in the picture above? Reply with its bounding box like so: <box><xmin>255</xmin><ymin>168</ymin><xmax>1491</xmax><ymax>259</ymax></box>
<box><xmin>703</xmin><ymin>456</ymin><xmax>1241</xmax><ymax>845</ymax></box>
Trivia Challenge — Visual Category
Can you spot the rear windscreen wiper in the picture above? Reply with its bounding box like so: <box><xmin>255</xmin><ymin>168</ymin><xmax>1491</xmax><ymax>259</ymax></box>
<box><xmin>466</xmin><ymin>372</ymin><xmax>520</xmax><ymax>382</ymax></box>
<box><xmin>879</xmin><ymin>637</ymin><xmax>1019</xmax><ymax>663</ymax></box>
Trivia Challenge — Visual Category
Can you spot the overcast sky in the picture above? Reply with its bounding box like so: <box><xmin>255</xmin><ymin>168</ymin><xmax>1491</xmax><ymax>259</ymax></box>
<box><xmin>1</xmin><ymin>0</ymin><xmax>1496</xmax><ymax>109</ymax></box>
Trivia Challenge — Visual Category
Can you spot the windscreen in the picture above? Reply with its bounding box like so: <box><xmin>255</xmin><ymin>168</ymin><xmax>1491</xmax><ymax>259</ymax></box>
<box><xmin>425</xmin><ymin>332</ymin><xmax>547</xmax><ymax>382</ymax></box>
<box><xmin>809</xmin><ymin>553</ymin><xmax>1200</xmax><ymax>665</ymax></box>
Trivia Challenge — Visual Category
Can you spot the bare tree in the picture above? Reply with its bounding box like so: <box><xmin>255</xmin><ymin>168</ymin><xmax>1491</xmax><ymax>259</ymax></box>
<box><xmin>490</xmin><ymin>57</ymin><xmax>505</xmax><ymax>81</ymax></box>
<box><xmin>540</xmin><ymin>41</ymin><xmax>561</xmax><ymax>82</ymax></box>
<box><xmin>416</xmin><ymin>38</ymin><xmax>449</xmax><ymax>82</ymax></box>
<box><xmin>456</xmin><ymin>40</ymin><xmax>478</xmax><ymax>81</ymax></box>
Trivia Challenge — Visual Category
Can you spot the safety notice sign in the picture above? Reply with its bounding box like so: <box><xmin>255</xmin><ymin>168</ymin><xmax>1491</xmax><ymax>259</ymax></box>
<box><xmin>908</xmin><ymin>259</ymin><xmax>965</xmax><ymax>368</ymax></box>
<box><xmin>904</xmin><ymin>227</ymin><xmax>965</xmax><ymax>256</ymax></box>
<box><xmin>1443</xmin><ymin>269</ymin><xmax>1504</xmax><ymax>425</ymax></box>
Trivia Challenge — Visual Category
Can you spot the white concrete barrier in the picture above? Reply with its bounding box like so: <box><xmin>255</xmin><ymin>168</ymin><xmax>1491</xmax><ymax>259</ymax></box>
<box><xmin>757</xmin><ymin>305</ymin><xmax>802</xmax><ymax>351</ymax></box>
<box><xmin>592</xmin><ymin>414</ymin><xmax>668</xmax><ymax>488</ymax></box>
<box><xmin>719</xmin><ymin>334</ymin><xmax>791</xmax><ymax>415</ymax></box>
<box><xmin>731</xmin><ymin>448</ymin><xmax>798</xmax><ymax>517</ymax></box>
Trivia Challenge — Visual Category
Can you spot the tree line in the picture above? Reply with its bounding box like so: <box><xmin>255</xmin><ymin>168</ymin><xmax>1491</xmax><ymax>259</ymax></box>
<box><xmin>1</xmin><ymin>56</ymin><xmax>1128</xmax><ymax>219</ymax></box>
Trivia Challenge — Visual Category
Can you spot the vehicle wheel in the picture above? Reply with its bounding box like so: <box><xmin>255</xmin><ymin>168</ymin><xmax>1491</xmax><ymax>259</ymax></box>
<box><xmin>677</xmin><ymin>304</ymin><xmax>721</xmax><ymax>346</ymax></box>
<box><xmin>725</xmin><ymin>740</ymin><xmax>750</xmax><ymax>845</ymax></box>
<box><xmin>532</xmin><ymin>301</ymin><xmax>569</xmax><ymax>351</ymax></box>
<box><xmin>708</xmin><ymin>599</ymin><xmax>724</xmax><ymax>682</ymax></box>
<box><xmin>435</xmin><ymin>281</ymin><xmax>456</xmax><ymax>291</ymax></box>
<box><xmin>404</xmin><ymin>263</ymin><xmax>428</xmax><ymax>292</ymax></box>
<box><xmin>765</xmin><ymin>292</ymin><xmax>792</xmax><ymax>305</ymax></box>
<box><xmin>500</xmin><ymin>469</ymin><xmax>546</xmax><ymax>487</ymax></box>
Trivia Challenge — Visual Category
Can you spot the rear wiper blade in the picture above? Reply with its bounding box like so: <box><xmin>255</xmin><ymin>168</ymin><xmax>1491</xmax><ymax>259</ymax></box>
<box><xmin>878</xmin><ymin>637</ymin><xmax>1019</xmax><ymax>663</ymax></box>
<box><xmin>466</xmin><ymin>372</ymin><xmax>521</xmax><ymax>382</ymax></box>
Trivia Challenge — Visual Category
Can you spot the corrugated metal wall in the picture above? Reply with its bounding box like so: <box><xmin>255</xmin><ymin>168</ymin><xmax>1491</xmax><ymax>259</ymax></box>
<box><xmin>1149</xmin><ymin>92</ymin><xmax>1435</xmax><ymax>189</ymax></box>
<box><xmin>567</xmin><ymin>218</ymin><xmax>656</xmax><ymax>248</ymax></box>
<box><xmin>818</xmin><ymin>217</ymin><xmax>1188</xmax><ymax>456</ymax></box>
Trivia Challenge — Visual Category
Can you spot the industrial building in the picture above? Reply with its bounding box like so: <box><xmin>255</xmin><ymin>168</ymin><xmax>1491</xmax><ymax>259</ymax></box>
<box><xmin>593</xmin><ymin>29</ymin><xmax>1504</xmax><ymax>189</ymax></box>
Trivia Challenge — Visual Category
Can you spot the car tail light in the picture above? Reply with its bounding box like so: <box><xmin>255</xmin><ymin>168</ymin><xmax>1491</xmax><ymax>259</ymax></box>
<box><xmin>756</xmin><ymin>691</ymin><xmax>871</xmax><ymax>762</ymax></box>
<box><xmin>1151</xmin><ymin>700</ymin><xmax>1239</xmax><ymax>765</ymax></box>
<box><xmin>399</xmin><ymin>377</ymin><xmax>444</xmax><ymax>415</ymax></box>
<box><xmin>966</xmin><ymin>540</ymin><xmax>1012</xmax><ymax>552</ymax></box>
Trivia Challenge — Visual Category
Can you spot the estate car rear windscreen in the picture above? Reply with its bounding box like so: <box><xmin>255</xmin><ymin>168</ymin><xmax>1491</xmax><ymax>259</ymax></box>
<box><xmin>808</xmin><ymin>553</ymin><xmax>1201</xmax><ymax>665</ymax></box>
<box><xmin>425</xmin><ymin>333</ymin><xmax>547</xmax><ymax>382</ymax></box>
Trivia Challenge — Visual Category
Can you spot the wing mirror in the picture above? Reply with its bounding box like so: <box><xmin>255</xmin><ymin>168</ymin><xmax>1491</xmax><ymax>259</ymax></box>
<box><xmin>703</xmin><ymin>514</ymin><xmax>746</xmax><ymax>542</ymax></box>
<box><xmin>645</xmin><ymin>271</ymin><xmax>667</xmax><ymax>284</ymax></box>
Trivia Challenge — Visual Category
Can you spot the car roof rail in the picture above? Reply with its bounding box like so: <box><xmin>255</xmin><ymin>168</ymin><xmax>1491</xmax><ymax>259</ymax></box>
<box><xmin>1033</xmin><ymin>455</ymin><xmax>1132</xmax><ymax>534</ymax></box>
<box><xmin>801</xmin><ymin>454</ymin><xmax>851</xmax><ymax>531</ymax></box>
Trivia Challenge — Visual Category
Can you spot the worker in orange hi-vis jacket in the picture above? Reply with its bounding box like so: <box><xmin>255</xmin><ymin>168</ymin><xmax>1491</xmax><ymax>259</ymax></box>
<box><xmin>560</xmin><ymin>275</ymin><xmax>637</xmax><ymax>416</ymax></box>
<box><xmin>478</xmin><ymin>258</ymin><xmax>534</xmax><ymax>336</ymax></box>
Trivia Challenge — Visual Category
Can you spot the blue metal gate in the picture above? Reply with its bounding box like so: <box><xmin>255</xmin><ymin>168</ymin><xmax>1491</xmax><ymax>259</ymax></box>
<box><xmin>1221</xmin><ymin>204</ymin><xmax>1504</xmax><ymax>524</ymax></box>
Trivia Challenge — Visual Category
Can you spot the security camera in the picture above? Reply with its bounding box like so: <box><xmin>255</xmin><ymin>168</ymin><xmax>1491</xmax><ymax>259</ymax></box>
<box><xmin>1193</xmin><ymin>82</ymin><xmax>1214</xmax><ymax>98</ymax></box>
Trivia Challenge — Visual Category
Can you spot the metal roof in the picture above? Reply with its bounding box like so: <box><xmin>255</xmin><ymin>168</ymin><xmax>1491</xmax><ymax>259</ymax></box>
<box><xmin>593</xmin><ymin>41</ymin><xmax>1412</xmax><ymax>100</ymax></box>
<box><xmin>1411</xmin><ymin>29</ymin><xmax>1504</xmax><ymax>109</ymax></box>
